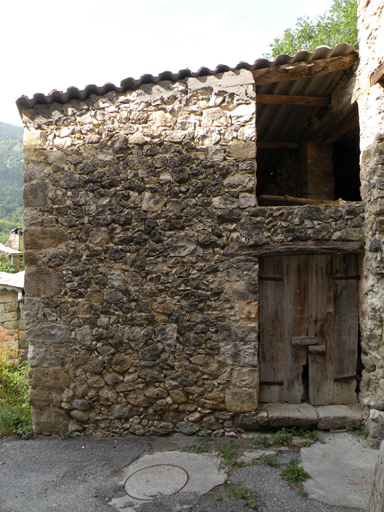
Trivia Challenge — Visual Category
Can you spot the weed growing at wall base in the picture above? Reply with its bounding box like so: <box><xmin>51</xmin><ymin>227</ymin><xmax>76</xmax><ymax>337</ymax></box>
<box><xmin>282</xmin><ymin>460</ymin><xmax>311</xmax><ymax>485</ymax></box>
<box><xmin>0</xmin><ymin>330</ymin><xmax>33</xmax><ymax>438</ymax></box>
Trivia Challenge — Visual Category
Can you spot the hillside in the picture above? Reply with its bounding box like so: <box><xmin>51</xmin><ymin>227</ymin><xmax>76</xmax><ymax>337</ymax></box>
<box><xmin>0</xmin><ymin>122</ymin><xmax>24</xmax><ymax>243</ymax></box>
<box><xmin>0</xmin><ymin>121</ymin><xmax>23</xmax><ymax>140</ymax></box>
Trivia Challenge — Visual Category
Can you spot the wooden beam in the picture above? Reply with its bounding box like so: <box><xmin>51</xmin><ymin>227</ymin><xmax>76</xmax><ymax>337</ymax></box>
<box><xmin>257</xmin><ymin>94</ymin><xmax>329</xmax><ymax>106</ymax></box>
<box><xmin>370</xmin><ymin>62</ymin><xmax>384</xmax><ymax>87</ymax></box>
<box><xmin>257</xmin><ymin>142</ymin><xmax>299</xmax><ymax>149</ymax></box>
<box><xmin>230</xmin><ymin>241</ymin><xmax>364</xmax><ymax>258</ymax></box>
<box><xmin>258</xmin><ymin>194</ymin><xmax>345</xmax><ymax>206</ymax></box>
<box><xmin>253</xmin><ymin>53</ymin><xmax>358</xmax><ymax>85</ymax></box>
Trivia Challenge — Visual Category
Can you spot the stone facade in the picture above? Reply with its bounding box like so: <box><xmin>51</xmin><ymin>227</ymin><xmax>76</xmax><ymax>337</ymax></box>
<box><xmin>18</xmin><ymin>1</ymin><xmax>384</xmax><ymax>439</ymax></box>
<box><xmin>356</xmin><ymin>0</ymin><xmax>384</xmax><ymax>446</ymax></box>
<box><xmin>20</xmin><ymin>67</ymin><xmax>366</xmax><ymax>436</ymax></box>
<box><xmin>23</xmin><ymin>71</ymin><xmax>263</xmax><ymax>435</ymax></box>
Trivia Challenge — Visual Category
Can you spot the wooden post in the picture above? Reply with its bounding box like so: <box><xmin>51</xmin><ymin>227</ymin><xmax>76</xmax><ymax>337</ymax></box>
<box><xmin>299</xmin><ymin>141</ymin><xmax>334</xmax><ymax>200</ymax></box>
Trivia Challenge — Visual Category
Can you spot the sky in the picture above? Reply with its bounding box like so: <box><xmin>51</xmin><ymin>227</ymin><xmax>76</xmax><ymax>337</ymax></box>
<box><xmin>2</xmin><ymin>0</ymin><xmax>333</xmax><ymax>127</ymax></box>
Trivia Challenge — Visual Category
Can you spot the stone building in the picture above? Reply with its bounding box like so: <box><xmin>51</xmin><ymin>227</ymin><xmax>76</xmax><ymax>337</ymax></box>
<box><xmin>0</xmin><ymin>228</ymin><xmax>23</xmax><ymax>269</ymax></box>
<box><xmin>16</xmin><ymin>0</ymin><xmax>384</xmax><ymax>443</ymax></box>
<box><xmin>0</xmin><ymin>270</ymin><xmax>26</xmax><ymax>356</ymax></box>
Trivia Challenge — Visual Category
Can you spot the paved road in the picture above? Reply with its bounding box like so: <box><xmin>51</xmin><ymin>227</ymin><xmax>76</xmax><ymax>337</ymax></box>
<box><xmin>0</xmin><ymin>432</ymin><xmax>378</xmax><ymax>512</ymax></box>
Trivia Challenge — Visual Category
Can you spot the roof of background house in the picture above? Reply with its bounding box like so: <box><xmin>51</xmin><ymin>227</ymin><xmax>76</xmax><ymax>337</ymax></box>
<box><xmin>0</xmin><ymin>244</ymin><xmax>22</xmax><ymax>256</ymax></box>
<box><xmin>0</xmin><ymin>271</ymin><xmax>24</xmax><ymax>290</ymax></box>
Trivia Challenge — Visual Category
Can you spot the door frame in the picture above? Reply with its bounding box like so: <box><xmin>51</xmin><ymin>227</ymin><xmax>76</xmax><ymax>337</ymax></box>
<box><xmin>258</xmin><ymin>251</ymin><xmax>361</xmax><ymax>406</ymax></box>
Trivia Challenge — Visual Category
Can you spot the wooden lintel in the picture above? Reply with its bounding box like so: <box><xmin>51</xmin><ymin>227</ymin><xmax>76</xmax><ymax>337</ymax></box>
<box><xmin>235</xmin><ymin>241</ymin><xmax>364</xmax><ymax>258</ymax></box>
<box><xmin>253</xmin><ymin>53</ymin><xmax>357</xmax><ymax>85</ymax></box>
<box><xmin>257</xmin><ymin>142</ymin><xmax>299</xmax><ymax>150</ymax></box>
<box><xmin>370</xmin><ymin>62</ymin><xmax>384</xmax><ymax>87</ymax></box>
<box><xmin>258</xmin><ymin>194</ymin><xmax>345</xmax><ymax>206</ymax></box>
<box><xmin>256</xmin><ymin>94</ymin><xmax>329</xmax><ymax>106</ymax></box>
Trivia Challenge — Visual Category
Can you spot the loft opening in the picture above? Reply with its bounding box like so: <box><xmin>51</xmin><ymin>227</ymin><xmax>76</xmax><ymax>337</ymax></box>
<box><xmin>253</xmin><ymin>52</ymin><xmax>361</xmax><ymax>206</ymax></box>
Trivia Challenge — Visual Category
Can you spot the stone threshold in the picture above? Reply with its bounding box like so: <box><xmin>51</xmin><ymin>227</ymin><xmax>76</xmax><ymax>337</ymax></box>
<box><xmin>251</xmin><ymin>404</ymin><xmax>364</xmax><ymax>430</ymax></box>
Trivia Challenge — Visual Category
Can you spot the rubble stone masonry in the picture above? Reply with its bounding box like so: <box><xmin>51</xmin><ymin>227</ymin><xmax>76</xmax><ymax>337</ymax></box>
<box><xmin>22</xmin><ymin>67</ymin><xmax>365</xmax><ymax>436</ymax></box>
<box><xmin>357</xmin><ymin>0</ymin><xmax>384</xmax><ymax>446</ymax></box>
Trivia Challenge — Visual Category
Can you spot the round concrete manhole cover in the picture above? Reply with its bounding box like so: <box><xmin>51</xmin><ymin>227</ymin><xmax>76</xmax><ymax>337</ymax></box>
<box><xmin>124</xmin><ymin>464</ymin><xmax>189</xmax><ymax>500</ymax></box>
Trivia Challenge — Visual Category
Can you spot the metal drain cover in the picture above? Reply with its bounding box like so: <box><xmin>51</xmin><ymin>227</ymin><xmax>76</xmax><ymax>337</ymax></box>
<box><xmin>124</xmin><ymin>464</ymin><xmax>189</xmax><ymax>501</ymax></box>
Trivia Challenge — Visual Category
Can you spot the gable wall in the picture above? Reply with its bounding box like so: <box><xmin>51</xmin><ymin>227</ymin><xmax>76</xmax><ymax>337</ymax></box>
<box><xmin>357</xmin><ymin>0</ymin><xmax>384</xmax><ymax>445</ymax></box>
<box><xmin>22</xmin><ymin>70</ymin><xmax>263</xmax><ymax>435</ymax></box>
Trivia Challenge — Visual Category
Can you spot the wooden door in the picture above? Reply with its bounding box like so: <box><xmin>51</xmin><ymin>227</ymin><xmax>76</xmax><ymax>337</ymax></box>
<box><xmin>259</xmin><ymin>254</ymin><xmax>359</xmax><ymax>405</ymax></box>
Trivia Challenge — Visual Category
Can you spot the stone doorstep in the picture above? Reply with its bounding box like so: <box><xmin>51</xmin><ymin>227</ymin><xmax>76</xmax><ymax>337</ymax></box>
<box><xmin>265</xmin><ymin>403</ymin><xmax>363</xmax><ymax>430</ymax></box>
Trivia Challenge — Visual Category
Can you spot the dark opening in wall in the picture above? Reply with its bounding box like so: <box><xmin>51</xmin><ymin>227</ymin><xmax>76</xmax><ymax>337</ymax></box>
<box><xmin>333</xmin><ymin>138</ymin><xmax>361</xmax><ymax>201</ymax></box>
<box><xmin>256</xmin><ymin>117</ymin><xmax>362</xmax><ymax>206</ymax></box>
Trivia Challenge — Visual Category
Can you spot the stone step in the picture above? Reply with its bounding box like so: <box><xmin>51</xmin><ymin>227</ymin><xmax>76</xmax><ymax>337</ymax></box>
<box><xmin>264</xmin><ymin>403</ymin><xmax>363</xmax><ymax>429</ymax></box>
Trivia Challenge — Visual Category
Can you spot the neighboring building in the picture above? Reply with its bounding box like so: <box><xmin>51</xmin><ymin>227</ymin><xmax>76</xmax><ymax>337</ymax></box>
<box><xmin>0</xmin><ymin>228</ymin><xmax>23</xmax><ymax>269</ymax></box>
<box><xmin>16</xmin><ymin>0</ymin><xmax>384</xmax><ymax>444</ymax></box>
<box><xmin>0</xmin><ymin>270</ymin><xmax>26</xmax><ymax>356</ymax></box>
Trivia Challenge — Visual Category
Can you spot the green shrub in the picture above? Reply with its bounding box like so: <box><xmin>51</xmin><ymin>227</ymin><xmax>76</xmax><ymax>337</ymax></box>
<box><xmin>0</xmin><ymin>254</ymin><xmax>16</xmax><ymax>273</ymax></box>
<box><xmin>0</xmin><ymin>331</ymin><xmax>33</xmax><ymax>438</ymax></box>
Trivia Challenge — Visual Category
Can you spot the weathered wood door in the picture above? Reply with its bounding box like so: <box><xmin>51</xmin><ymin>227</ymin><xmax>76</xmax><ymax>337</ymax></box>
<box><xmin>259</xmin><ymin>254</ymin><xmax>359</xmax><ymax>405</ymax></box>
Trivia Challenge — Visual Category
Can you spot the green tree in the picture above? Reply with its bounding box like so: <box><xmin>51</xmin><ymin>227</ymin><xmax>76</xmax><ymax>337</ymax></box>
<box><xmin>266</xmin><ymin>0</ymin><xmax>358</xmax><ymax>59</ymax></box>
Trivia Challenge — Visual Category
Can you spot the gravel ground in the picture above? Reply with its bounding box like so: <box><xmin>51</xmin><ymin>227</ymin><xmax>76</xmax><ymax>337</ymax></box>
<box><xmin>132</xmin><ymin>447</ymin><xmax>365</xmax><ymax>512</ymax></box>
<box><xmin>0</xmin><ymin>433</ymin><xmax>368</xmax><ymax>512</ymax></box>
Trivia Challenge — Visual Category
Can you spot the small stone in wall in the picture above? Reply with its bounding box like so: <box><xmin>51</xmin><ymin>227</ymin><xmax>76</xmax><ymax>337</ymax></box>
<box><xmin>239</xmin><ymin>193</ymin><xmax>256</xmax><ymax>208</ymax></box>
<box><xmin>142</xmin><ymin>192</ymin><xmax>167</xmax><ymax>212</ymax></box>
<box><xmin>177</xmin><ymin>421</ymin><xmax>200</xmax><ymax>435</ymax></box>
<box><xmin>225</xmin><ymin>388</ymin><xmax>258</xmax><ymax>413</ymax></box>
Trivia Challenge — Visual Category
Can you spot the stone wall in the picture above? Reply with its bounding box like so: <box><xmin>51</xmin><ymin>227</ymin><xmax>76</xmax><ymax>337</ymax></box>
<box><xmin>21</xmin><ymin>63</ymin><xmax>367</xmax><ymax>436</ymax></box>
<box><xmin>357</xmin><ymin>0</ymin><xmax>384</xmax><ymax>446</ymax></box>
<box><xmin>23</xmin><ymin>70</ymin><xmax>261</xmax><ymax>435</ymax></box>
<box><xmin>0</xmin><ymin>287</ymin><xmax>26</xmax><ymax>356</ymax></box>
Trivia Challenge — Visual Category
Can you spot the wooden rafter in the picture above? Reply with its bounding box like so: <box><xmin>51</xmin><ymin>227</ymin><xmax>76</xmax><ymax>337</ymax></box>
<box><xmin>256</xmin><ymin>94</ymin><xmax>329</xmax><ymax>106</ymax></box>
<box><xmin>252</xmin><ymin>54</ymin><xmax>357</xmax><ymax>85</ymax></box>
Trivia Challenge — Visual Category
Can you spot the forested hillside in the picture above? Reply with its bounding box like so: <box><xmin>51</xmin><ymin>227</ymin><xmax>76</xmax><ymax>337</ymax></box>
<box><xmin>0</xmin><ymin>122</ymin><xmax>24</xmax><ymax>243</ymax></box>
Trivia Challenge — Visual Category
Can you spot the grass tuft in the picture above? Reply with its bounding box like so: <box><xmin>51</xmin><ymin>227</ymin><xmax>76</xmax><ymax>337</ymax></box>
<box><xmin>182</xmin><ymin>429</ymin><xmax>210</xmax><ymax>453</ymax></box>
<box><xmin>222</xmin><ymin>482</ymin><xmax>259</xmax><ymax>510</ymax></box>
<box><xmin>251</xmin><ymin>435</ymin><xmax>273</xmax><ymax>449</ymax></box>
<box><xmin>218</xmin><ymin>440</ymin><xmax>245</xmax><ymax>469</ymax></box>
<box><xmin>347</xmin><ymin>421</ymin><xmax>369</xmax><ymax>437</ymax></box>
<box><xmin>262</xmin><ymin>455</ymin><xmax>278</xmax><ymax>467</ymax></box>
<box><xmin>282</xmin><ymin>460</ymin><xmax>311</xmax><ymax>485</ymax></box>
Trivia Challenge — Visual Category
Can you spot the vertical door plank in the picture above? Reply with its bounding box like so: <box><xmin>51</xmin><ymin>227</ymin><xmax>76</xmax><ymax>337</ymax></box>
<box><xmin>332</xmin><ymin>254</ymin><xmax>359</xmax><ymax>404</ymax></box>
<box><xmin>308</xmin><ymin>254</ymin><xmax>334</xmax><ymax>405</ymax></box>
<box><xmin>284</xmin><ymin>255</ymin><xmax>308</xmax><ymax>403</ymax></box>
<box><xmin>259</xmin><ymin>257</ymin><xmax>284</xmax><ymax>402</ymax></box>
